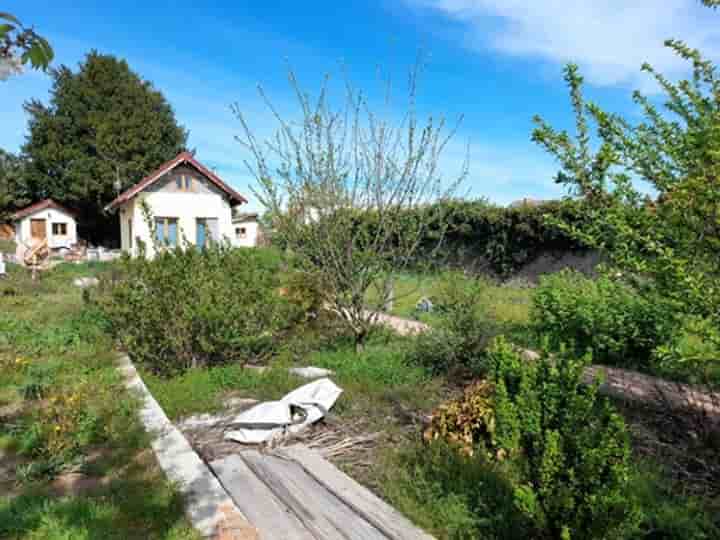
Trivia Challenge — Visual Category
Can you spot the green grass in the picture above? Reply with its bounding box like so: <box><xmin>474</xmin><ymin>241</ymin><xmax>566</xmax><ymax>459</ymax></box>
<box><xmin>148</xmin><ymin>333</ymin><xmax>445</xmax><ymax>425</ymax></box>
<box><xmin>145</xmin><ymin>364</ymin><xmax>306</xmax><ymax>420</ymax></box>
<box><xmin>0</xmin><ymin>238</ymin><xmax>16</xmax><ymax>254</ymax></box>
<box><xmin>368</xmin><ymin>271</ymin><xmax>533</xmax><ymax>337</ymax></box>
<box><xmin>0</xmin><ymin>262</ymin><xmax>199</xmax><ymax>540</ymax></box>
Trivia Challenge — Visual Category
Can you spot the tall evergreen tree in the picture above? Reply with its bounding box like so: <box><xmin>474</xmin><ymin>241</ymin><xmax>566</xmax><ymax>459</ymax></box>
<box><xmin>0</xmin><ymin>149</ymin><xmax>30</xmax><ymax>222</ymax></box>
<box><xmin>22</xmin><ymin>50</ymin><xmax>188</xmax><ymax>242</ymax></box>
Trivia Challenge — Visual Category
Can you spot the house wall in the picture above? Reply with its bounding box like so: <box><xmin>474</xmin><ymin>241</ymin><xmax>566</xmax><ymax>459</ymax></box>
<box><xmin>231</xmin><ymin>220</ymin><xmax>259</xmax><ymax>248</ymax></box>
<box><xmin>14</xmin><ymin>208</ymin><xmax>78</xmax><ymax>249</ymax></box>
<box><xmin>118</xmin><ymin>177</ymin><xmax>236</xmax><ymax>258</ymax></box>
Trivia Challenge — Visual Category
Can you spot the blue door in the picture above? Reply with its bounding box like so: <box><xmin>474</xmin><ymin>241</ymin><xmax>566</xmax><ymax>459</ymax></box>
<box><xmin>196</xmin><ymin>219</ymin><xmax>206</xmax><ymax>248</ymax></box>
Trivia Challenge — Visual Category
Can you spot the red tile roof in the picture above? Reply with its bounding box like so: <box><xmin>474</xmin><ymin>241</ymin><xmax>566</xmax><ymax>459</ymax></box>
<box><xmin>11</xmin><ymin>199</ymin><xmax>78</xmax><ymax>221</ymax></box>
<box><xmin>104</xmin><ymin>151</ymin><xmax>248</xmax><ymax>211</ymax></box>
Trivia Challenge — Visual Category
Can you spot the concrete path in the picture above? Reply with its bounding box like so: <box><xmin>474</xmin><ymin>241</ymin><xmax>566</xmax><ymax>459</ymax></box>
<box><xmin>117</xmin><ymin>355</ymin><xmax>258</xmax><ymax>540</ymax></box>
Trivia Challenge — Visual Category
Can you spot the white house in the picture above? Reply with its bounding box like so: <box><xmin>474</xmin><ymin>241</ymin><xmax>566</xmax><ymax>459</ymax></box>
<box><xmin>105</xmin><ymin>152</ymin><xmax>248</xmax><ymax>257</ymax></box>
<box><xmin>231</xmin><ymin>212</ymin><xmax>261</xmax><ymax>247</ymax></box>
<box><xmin>12</xmin><ymin>199</ymin><xmax>78</xmax><ymax>251</ymax></box>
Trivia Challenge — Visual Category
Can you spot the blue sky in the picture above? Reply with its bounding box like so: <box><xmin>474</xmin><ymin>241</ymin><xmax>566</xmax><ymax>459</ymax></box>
<box><xmin>2</xmin><ymin>1</ymin><xmax>718</xmax><ymax>211</ymax></box>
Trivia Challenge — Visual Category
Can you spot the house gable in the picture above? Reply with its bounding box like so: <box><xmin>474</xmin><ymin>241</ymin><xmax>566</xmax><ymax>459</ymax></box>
<box><xmin>105</xmin><ymin>152</ymin><xmax>247</xmax><ymax>212</ymax></box>
<box><xmin>146</xmin><ymin>165</ymin><xmax>225</xmax><ymax>197</ymax></box>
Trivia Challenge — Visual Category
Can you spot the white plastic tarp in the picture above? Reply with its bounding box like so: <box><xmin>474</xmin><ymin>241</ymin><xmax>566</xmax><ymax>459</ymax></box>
<box><xmin>224</xmin><ymin>378</ymin><xmax>342</xmax><ymax>444</ymax></box>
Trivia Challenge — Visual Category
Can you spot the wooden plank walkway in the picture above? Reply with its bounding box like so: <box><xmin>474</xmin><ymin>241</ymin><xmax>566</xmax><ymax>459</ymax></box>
<box><xmin>211</xmin><ymin>446</ymin><xmax>434</xmax><ymax>540</ymax></box>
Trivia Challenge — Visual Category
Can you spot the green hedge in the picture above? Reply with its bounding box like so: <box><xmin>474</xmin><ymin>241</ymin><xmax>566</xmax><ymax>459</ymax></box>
<box><xmin>416</xmin><ymin>199</ymin><xmax>591</xmax><ymax>275</ymax></box>
<box><xmin>277</xmin><ymin>199</ymin><xmax>591</xmax><ymax>276</ymax></box>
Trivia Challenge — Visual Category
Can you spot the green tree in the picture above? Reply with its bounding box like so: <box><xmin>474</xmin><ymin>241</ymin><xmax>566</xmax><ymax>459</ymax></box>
<box><xmin>236</xmin><ymin>65</ymin><xmax>466</xmax><ymax>351</ymax></box>
<box><xmin>0</xmin><ymin>12</ymin><xmax>53</xmax><ymax>80</ymax></box>
<box><xmin>0</xmin><ymin>149</ymin><xmax>30</xmax><ymax>222</ymax></box>
<box><xmin>532</xmin><ymin>3</ymin><xmax>720</xmax><ymax>321</ymax></box>
<box><xmin>22</xmin><ymin>50</ymin><xmax>188</xmax><ymax>242</ymax></box>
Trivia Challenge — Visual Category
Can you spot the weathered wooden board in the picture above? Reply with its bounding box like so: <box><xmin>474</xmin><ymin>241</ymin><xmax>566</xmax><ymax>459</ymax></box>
<box><xmin>211</xmin><ymin>454</ymin><xmax>314</xmax><ymax>540</ymax></box>
<box><xmin>277</xmin><ymin>445</ymin><xmax>435</xmax><ymax>540</ymax></box>
<box><xmin>240</xmin><ymin>449</ymin><xmax>389</xmax><ymax>540</ymax></box>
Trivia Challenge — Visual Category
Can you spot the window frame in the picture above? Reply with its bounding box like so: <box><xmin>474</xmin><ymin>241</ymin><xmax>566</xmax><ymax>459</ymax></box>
<box><xmin>52</xmin><ymin>222</ymin><xmax>68</xmax><ymax>236</ymax></box>
<box><xmin>175</xmin><ymin>174</ymin><xmax>194</xmax><ymax>192</ymax></box>
<box><xmin>154</xmin><ymin>217</ymin><xmax>179</xmax><ymax>247</ymax></box>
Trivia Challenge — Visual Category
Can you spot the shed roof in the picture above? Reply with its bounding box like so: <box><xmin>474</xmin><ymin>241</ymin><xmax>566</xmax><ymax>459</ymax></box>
<box><xmin>104</xmin><ymin>151</ymin><xmax>248</xmax><ymax>212</ymax></box>
<box><xmin>11</xmin><ymin>199</ymin><xmax>77</xmax><ymax>221</ymax></box>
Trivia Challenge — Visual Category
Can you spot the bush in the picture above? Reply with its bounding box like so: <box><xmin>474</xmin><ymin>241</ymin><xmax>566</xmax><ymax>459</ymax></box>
<box><xmin>408</xmin><ymin>272</ymin><xmax>499</xmax><ymax>375</ymax></box>
<box><xmin>423</xmin><ymin>380</ymin><xmax>496</xmax><ymax>456</ymax></box>
<box><xmin>97</xmin><ymin>245</ymin><xmax>295</xmax><ymax>375</ymax></box>
<box><xmin>531</xmin><ymin>270</ymin><xmax>677</xmax><ymax>370</ymax></box>
<box><xmin>487</xmin><ymin>338</ymin><xmax>640</xmax><ymax>539</ymax></box>
<box><xmin>654</xmin><ymin>315</ymin><xmax>720</xmax><ymax>386</ymax></box>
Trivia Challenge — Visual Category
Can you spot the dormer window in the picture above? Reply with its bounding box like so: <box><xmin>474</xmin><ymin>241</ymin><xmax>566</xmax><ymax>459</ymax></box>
<box><xmin>175</xmin><ymin>174</ymin><xmax>193</xmax><ymax>191</ymax></box>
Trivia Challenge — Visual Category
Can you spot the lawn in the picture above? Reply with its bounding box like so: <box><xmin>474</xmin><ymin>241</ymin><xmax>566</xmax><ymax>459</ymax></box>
<box><xmin>0</xmin><ymin>262</ymin><xmax>199</xmax><ymax>540</ymax></box>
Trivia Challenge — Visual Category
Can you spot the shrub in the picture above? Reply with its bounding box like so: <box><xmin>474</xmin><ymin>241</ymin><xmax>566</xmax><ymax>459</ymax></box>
<box><xmin>531</xmin><ymin>270</ymin><xmax>677</xmax><ymax>370</ymax></box>
<box><xmin>96</xmin><ymin>245</ymin><xmax>296</xmax><ymax>375</ymax></box>
<box><xmin>654</xmin><ymin>315</ymin><xmax>720</xmax><ymax>386</ymax></box>
<box><xmin>408</xmin><ymin>272</ymin><xmax>499</xmax><ymax>375</ymax></box>
<box><xmin>423</xmin><ymin>380</ymin><xmax>496</xmax><ymax>456</ymax></box>
<box><xmin>487</xmin><ymin>338</ymin><xmax>641</xmax><ymax>539</ymax></box>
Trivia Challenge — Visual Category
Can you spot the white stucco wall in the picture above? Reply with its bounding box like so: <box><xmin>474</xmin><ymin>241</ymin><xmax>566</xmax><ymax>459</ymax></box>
<box><xmin>231</xmin><ymin>220</ymin><xmax>259</xmax><ymax>248</ymax></box>
<box><xmin>14</xmin><ymin>208</ymin><xmax>78</xmax><ymax>249</ymax></box>
<box><xmin>118</xmin><ymin>191</ymin><xmax>235</xmax><ymax>257</ymax></box>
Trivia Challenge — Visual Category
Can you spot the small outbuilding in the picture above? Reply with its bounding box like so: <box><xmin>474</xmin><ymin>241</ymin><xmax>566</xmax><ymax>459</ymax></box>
<box><xmin>11</xmin><ymin>199</ymin><xmax>78</xmax><ymax>251</ymax></box>
<box><xmin>231</xmin><ymin>212</ymin><xmax>260</xmax><ymax>248</ymax></box>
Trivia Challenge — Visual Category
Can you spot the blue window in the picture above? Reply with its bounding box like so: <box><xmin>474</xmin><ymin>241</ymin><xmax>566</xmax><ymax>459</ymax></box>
<box><xmin>155</xmin><ymin>217</ymin><xmax>179</xmax><ymax>247</ymax></box>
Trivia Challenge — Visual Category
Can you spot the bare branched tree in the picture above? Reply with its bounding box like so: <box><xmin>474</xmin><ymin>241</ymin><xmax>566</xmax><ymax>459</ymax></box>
<box><xmin>234</xmin><ymin>63</ymin><xmax>467</xmax><ymax>351</ymax></box>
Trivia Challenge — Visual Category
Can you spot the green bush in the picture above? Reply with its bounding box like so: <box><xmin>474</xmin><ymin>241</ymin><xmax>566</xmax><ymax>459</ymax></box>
<box><xmin>653</xmin><ymin>315</ymin><xmax>720</xmax><ymax>385</ymax></box>
<box><xmin>408</xmin><ymin>272</ymin><xmax>499</xmax><ymax>375</ymax></box>
<box><xmin>97</xmin><ymin>245</ymin><xmax>295</xmax><ymax>375</ymax></box>
<box><xmin>531</xmin><ymin>270</ymin><xmax>677</xmax><ymax>370</ymax></box>
<box><xmin>487</xmin><ymin>338</ymin><xmax>640</xmax><ymax>539</ymax></box>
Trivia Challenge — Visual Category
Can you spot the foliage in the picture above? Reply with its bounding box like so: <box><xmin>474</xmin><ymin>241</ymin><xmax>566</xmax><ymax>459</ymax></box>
<box><xmin>408</xmin><ymin>272</ymin><xmax>499</xmax><ymax>375</ymax></box>
<box><xmin>423</xmin><ymin>380</ymin><xmax>496</xmax><ymax>457</ymax></box>
<box><xmin>654</xmin><ymin>315</ymin><xmax>720</xmax><ymax>385</ymax></box>
<box><xmin>21</xmin><ymin>51</ymin><xmax>187</xmax><ymax>242</ymax></box>
<box><xmin>96</xmin><ymin>245</ymin><xmax>294</xmax><ymax>375</ymax></box>
<box><xmin>487</xmin><ymin>338</ymin><xmax>640</xmax><ymax>539</ymax></box>
<box><xmin>532</xmin><ymin>2</ymin><xmax>720</xmax><ymax>390</ymax></box>
<box><xmin>531</xmin><ymin>270</ymin><xmax>678</xmax><ymax>370</ymax></box>
<box><xmin>0</xmin><ymin>12</ymin><xmax>53</xmax><ymax>80</ymax></box>
<box><xmin>0</xmin><ymin>148</ymin><xmax>30</xmax><ymax>222</ymax></box>
<box><xmin>416</xmin><ymin>198</ymin><xmax>591</xmax><ymax>276</ymax></box>
<box><xmin>236</xmin><ymin>64</ymin><xmax>466</xmax><ymax>351</ymax></box>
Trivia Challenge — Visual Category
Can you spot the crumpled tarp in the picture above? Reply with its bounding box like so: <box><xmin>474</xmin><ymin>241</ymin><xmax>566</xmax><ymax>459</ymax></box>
<box><xmin>224</xmin><ymin>378</ymin><xmax>343</xmax><ymax>444</ymax></box>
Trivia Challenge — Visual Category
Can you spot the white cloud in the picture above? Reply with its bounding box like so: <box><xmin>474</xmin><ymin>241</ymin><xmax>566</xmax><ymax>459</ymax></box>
<box><xmin>407</xmin><ymin>0</ymin><xmax>720</xmax><ymax>88</ymax></box>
